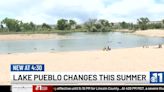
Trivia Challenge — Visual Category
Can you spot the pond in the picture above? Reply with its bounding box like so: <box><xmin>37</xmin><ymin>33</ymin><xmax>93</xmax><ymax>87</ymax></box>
<box><xmin>0</xmin><ymin>32</ymin><xmax>164</xmax><ymax>53</ymax></box>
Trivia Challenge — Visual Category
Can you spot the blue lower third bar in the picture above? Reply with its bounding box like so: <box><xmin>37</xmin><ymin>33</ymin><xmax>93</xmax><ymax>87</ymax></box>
<box><xmin>10</xmin><ymin>64</ymin><xmax>44</xmax><ymax>72</ymax></box>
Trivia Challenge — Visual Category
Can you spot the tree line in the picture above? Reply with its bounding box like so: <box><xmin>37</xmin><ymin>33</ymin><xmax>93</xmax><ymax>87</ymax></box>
<box><xmin>0</xmin><ymin>17</ymin><xmax>164</xmax><ymax>33</ymax></box>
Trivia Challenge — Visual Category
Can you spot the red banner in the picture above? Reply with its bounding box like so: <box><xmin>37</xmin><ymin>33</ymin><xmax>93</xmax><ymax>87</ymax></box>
<box><xmin>33</xmin><ymin>85</ymin><xmax>53</xmax><ymax>92</ymax></box>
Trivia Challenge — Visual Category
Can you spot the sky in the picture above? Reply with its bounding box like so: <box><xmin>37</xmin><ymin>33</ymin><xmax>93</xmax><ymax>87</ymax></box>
<box><xmin>0</xmin><ymin>0</ymin><xmax>164</xmax><ymax>24</ymax></box>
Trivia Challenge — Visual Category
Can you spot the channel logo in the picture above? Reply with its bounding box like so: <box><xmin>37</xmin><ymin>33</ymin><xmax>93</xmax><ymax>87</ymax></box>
<box><xmin>150</xmin><ymin>72</ymin><xmax>164</xmax><ymax>83</ymax></box>
<box><xmin>33</xmin><ymin>85</ymin><xmax>53</xmax><ymax>92</ymax></box>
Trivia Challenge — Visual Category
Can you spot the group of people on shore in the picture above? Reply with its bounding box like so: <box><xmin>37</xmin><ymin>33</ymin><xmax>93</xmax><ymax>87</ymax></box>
<box><xmin>142</xmin><ymin>44</ymin><xmax>162</xmax><ymax>48</ymax></box>
<box><xmin>103</xmin><ymin>46</ymin><xmax>111</xmax><ymax>51</ymax></box>
<box><xmin>103</xmin><ymin>44</ymin><xmax>163</xmax><ymax>51</ymax></box>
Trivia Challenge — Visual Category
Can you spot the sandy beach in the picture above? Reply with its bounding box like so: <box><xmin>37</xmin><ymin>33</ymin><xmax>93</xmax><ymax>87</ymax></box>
<box><xmin>0</xmin><ymin>45</ymin><xmax>164</xmax><ymax>85</ymax></box>
<box><xmin>0</xmin><ymin>34</ymin><xmax>72</xmax><ymax>40</ymax></box>
<box><xmin>0</xmin><ymin>30</ymin><xmax>164</xmax><ymax>85</ymax></box>
<box><xmin>133</xmin><ymin>29</ymin><xmax>164</xmax><ymax>37</ymax></box>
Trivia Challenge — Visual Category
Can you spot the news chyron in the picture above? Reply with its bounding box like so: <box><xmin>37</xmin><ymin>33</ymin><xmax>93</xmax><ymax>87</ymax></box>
<box><xmin>10</xmin><ymin>64</ymin><xmax>164</xmax><ymax>92</ymax></box>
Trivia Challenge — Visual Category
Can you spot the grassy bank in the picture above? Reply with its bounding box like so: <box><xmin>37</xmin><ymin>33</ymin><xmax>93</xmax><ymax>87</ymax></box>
<box><xmin>0</xmin><ymin>29</ymin><xmax>88</xmax><ymax>34</ymax></box>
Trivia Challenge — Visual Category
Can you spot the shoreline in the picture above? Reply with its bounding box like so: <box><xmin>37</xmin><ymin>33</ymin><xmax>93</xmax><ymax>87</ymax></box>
<box><xmin>0</xmin><ymin>34</ymin><xmax>73</xmax><ymax>40</ymax></box>
<box><xmin>0</xmin><ymin>44</ymin><xmax>162</xmax><ymax>55</ymax></box>
<box><xmin>0</xmin><ymin>45</ymin><xmax>164</xmax><ymax>85</ymax></box>
<box><xmin>0</xmin><ymin>29</ymin><xmax>164</xmax><ymax>40</ymax></box>
<box><xmin>116</xmin><ymin>29</ymin><xmax>164</xmax><ymax>38</ymax></box>
<box><xmin>133</xmin><ymin>29</ymin><xmax>164</xmax><ymax>38</ymax></box>
<box><xmin>0</xmin><ymin>30</ymin><xmax>164</xmax><ymax>85</ymax></box>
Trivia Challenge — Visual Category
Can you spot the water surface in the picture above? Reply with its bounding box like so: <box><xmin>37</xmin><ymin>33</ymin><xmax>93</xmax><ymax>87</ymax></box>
<box><xmin>0</xmin><ymin>32</ymin><xmax>164</xmax><ymax>53</ymax></box>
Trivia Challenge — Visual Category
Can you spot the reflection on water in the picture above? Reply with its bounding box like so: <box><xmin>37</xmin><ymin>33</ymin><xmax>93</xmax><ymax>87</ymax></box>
<box><xmin>0</xmin><ymin>32</ymin><xmax>164</xmax><ymax>53</ymax></box>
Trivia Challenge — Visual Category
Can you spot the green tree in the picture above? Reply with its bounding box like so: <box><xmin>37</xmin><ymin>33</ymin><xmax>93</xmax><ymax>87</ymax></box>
<box><xmin>42</xmin><ymin>23</ymin><xmax>51</xmax><ymax>30</ymax></box>
<box><xmin>128</xmin><ymin>23</ymin><xmax>134</xmax><ymax>30</ymax></box>
<box><xmin>99</xmin><ymin>19</ymin><xmax>110</xmax><ymax>26</ymax></box>
<box><xmin>132</xmin><ymin>24</ymin><xmax>139</xmax><ymax>30</ymax></box>
<box><xmin>84</xmin><ymin>19</ymin><xmax>111</xmax><ymax>32</ymax></box>
<box><xmin>154</xmin><ymin>23</ymin><xmax>162</xmax><ymax>29</ymax></box>
<box><xmin>98</xmin><ymin>19</ymin><xmax>111</xmax><ymax>32</ymax></box>
<box><xmin>120</xmin><ymin>21</ymin><xmax>129</xmax><ymax>29</ymax></box>
<box><xmin>0</xmin><ymin>22</ymin><xmax>4</xmax><ymax>29</ymax></box>
<box><xmin>57</xmin><ymin>19</ymin><xmax>69</xmax><ymax>30</ymax></box>
<box><xmin>84</xmin><ymin>19</ymin><xmax>97</xmax><ymax>32</ymax></box>
<box><xmin>1</xmin><ymin>18</ymin><xmax>21</xmax><ymax>32</ymax></box>
<box><xmin>69</xmin><ymin>20</ymin><xmax>76</xmax><ymax>29</ymax></box>
<box><xmin>18</xmin><ymin>21</ymin><xmax>36</xmax><ymax>31</ymax></box>
<box><xmin>137</xmin><ymin>17</ymin><xmax>150</xmax><ymax>30</ymax></box>
<box><xmin>29</xmin><ymin>22</ymin><xmax>36</xmax><ymax>30</ymax></box>
<box><xmin>94</xmin><ymin>23</ymin><xmax>102</xmax><ymax>31</ymax></box>
<box><xmin>75</xmin><ymin>25</ymin><xmax>82</xmax><ymax>29</ymax></box>
<box><xmin>162</xmin><ymin>19</ymin><xmax>164</xmax><ymax>29</ymax></box>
